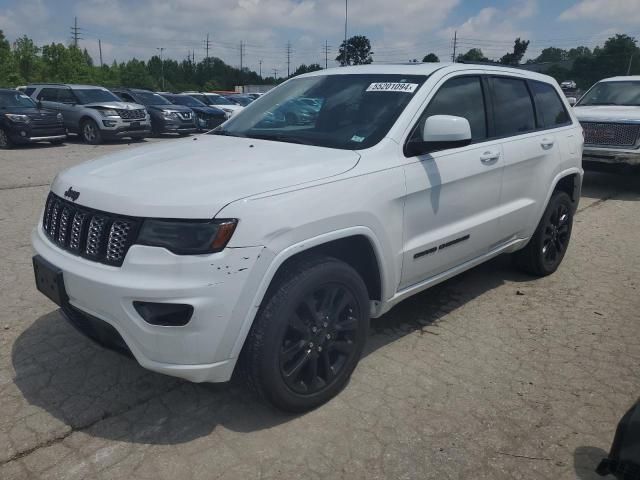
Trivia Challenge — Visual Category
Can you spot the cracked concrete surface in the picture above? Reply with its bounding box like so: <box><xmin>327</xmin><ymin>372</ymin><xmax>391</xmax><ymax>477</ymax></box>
<box><xmin>1</xmin><ymin>138</ymin><xmax>639</xmax><ymax>479</ymax></box>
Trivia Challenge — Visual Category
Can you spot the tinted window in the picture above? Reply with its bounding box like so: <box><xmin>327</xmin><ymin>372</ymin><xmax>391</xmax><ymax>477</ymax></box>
<box><xmin>492</xmin><ymin>77</ymin><xmax>536</xmax><ymax>136</ymax></box>
<box><xmin>24</xmin><ymin>87</ymin><xmax>36</xmax><ymax>96</ymax></box>
<box><xmin>74</xmin><ymin>89</ymin><xmax>121</xmax><ymax>104</ymax></box>
<box><xmin>531</xmin><ymin>81</ymin><xmax>570</xmax><ymax>127</ymax></box>
<box><xmin>0</xmin><ymin>91</ymin><xmax>36</xmax><ymax>108</ymax></box>
<box><xmin>37</xmin><ymin>88</ymin><xmax>58</xmax><ymax>101</ymax></box>
<box><xmin>57</xmin><ymin>89</ymin><xmax>76</xmax><ymax>104</ymax></box>
<box><xmin>409</xmin><ymin>76</ymin><xmax>487</xmax><ymax>145</ymax></box>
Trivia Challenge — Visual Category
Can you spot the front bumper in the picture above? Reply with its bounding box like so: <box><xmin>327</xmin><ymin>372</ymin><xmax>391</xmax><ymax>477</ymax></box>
<box><xmin>32</xmin><ymin>224</ymin><xmax>265</xmax><ymax>383</ymax></box>
<box><xmin>99</xmin><ymin>116</ymin><xmax>152</xmax><ymax>138</ymax></box>
<box><xmin>8</xmin><ymin>124</ymin><xmax>66</xmax><ymax>143</ymax></box>
<box><xmin>583</xmin><ymin>146</ymin><xmax>640</xmax><ymax>166</ymax></box>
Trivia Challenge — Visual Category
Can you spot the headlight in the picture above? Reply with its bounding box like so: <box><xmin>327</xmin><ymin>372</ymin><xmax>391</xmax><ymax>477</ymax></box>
<box><xmin>99</xmin><ymin>109</ymin><xmax>119</xmax><ymax>117</ymax></box>
<box><xmin>162</xmin><ymin>110</ymin><xmax>180</xmax><ymax>119</ymax></box>
<box><xmin>56</xmin><ymin>113</ymin><xmax>63</xmax><ymax>121</ymax></box>
<box><xmin>137</xmin><ymin>219</ymin><xmax>238</xmax><ymax>254</ymax></box>
<box><xmin>5</xmin><ymin>113</ymin><xmax>30</xmax><ymax>123</ymax></box>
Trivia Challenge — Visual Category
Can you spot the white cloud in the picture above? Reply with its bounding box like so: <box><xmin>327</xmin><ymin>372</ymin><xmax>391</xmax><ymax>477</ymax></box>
<box><xmin>559</xmin><ymin>0</ymin><xmax>640</xmax><ymax>24</ymax></box>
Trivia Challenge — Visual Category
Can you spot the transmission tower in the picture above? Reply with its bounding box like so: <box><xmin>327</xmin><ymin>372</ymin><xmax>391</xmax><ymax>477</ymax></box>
<box><xmin>286</xmin><ymin>41</ymin><xmax>292</xmax><ymax>77</ymax></box>
<box><xmin>70</xmin><ymin>17</ymin><xmax>83</xmax><ymax>48</ymax></box>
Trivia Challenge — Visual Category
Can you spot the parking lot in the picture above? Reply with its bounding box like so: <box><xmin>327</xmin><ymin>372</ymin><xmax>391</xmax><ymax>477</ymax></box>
<box><xmin>1</xmin><ymin>137</ymin><xmax>639</xmax><ymax>479</ymax></box>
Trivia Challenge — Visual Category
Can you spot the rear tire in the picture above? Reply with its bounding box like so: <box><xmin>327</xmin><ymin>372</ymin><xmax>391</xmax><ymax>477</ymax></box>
<box><xmin>513</xmin><ymin>191</ymin><xmax>574</xmax><ymax>276</ymax></box>
<box><xmin>81</xmin><ymin>119</ymin><xmax>102</xmax><ymax>145</ymax></box>
<box><xmin>0</xmin><ymin>128</ymin><xmax>12</xmax><ymax>149</ymax></box>
<box><xmin>240</xmin><ymin>255</ymin><xmax>370</xmax><ymax>412</ymax></box>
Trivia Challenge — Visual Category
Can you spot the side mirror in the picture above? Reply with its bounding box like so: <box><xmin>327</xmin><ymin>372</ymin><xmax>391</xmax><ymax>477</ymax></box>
<box><xmin>567</xmin><ymin>97</ymin><xmax>577</xmax><ymax>107</ymax></box>
<box><xmin>407</xmin><ymin>115</ymin><xmax>472</xmax><ymax>156</ymax></box>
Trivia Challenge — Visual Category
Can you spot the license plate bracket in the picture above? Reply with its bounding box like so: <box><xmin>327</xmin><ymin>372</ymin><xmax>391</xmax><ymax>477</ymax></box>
<box><xmin>33</xmin><ymin>255</ymin><xmax>68</xmax><ymax>307</ymax></box>
<box><xmin>130</xmin><ymin>121</ymin><xmax>140</xmax><ymax>128</ymax></box>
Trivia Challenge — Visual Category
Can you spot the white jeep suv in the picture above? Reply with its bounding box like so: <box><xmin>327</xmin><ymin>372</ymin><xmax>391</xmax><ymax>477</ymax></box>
<box><xmin>32</xmin><ymin>64</ymin><xmax>583</xmax><ymax>411</ymax></box>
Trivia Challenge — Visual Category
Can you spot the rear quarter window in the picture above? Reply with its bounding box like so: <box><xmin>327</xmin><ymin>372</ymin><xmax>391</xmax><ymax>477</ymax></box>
<box><xmin>530</xmin><ymin>81</ymin><xmax>571</xmax><ymax>128</ymax></box>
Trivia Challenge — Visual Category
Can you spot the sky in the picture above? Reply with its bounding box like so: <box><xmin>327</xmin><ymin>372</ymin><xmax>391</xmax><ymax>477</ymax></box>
<box><xmin>1</xmin><ymin>0</ymin><xmax>639</xmax><ymax>76</ymax></box>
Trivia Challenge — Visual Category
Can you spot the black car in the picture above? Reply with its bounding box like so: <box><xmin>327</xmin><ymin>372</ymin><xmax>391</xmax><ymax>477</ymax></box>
<box><xmin>0</xmin><ymin>89</ymin><xmax>66</xmax><ymax>149</ymax></box>
<box><xmin>111</xmin><ymin>88</ymin><xmax>197</xmax><ymax>136</ymax></box>
<box><xmin>161</xmin><ymin>93</ymin><xmax>227</xmax><ymax>131</ymax></box>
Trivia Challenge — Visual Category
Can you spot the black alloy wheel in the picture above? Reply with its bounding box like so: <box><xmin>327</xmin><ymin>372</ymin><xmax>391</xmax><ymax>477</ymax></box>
<box><xmin>541</xmin><ymin>202</ymin><xmax>571</xmax><ymax>269</ymax></box>
<box><xmin>279</xmin><ymin>283</ymin><xmax>360</xmax><ymax>395</ymax></box>
<box><xmin>240</xmin><ymin>255</ymin><xmax>370</xmax><ymax>412</ymax></box>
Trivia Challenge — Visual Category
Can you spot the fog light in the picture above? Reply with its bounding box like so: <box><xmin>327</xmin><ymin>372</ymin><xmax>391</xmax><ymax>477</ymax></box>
<box><xmin>133</xmin><ymin>301</ymin><xmax>194</xmax><ymax>326</ymax></box>
<box><xmin>103</xmin><ymin>120</ymin><xmax>117</xmax><ymax>127</ymax></box>
<box><xmin>20</xmin><ymin>131</ymin><xmax>26</xmax><ymax>137</ymax></box>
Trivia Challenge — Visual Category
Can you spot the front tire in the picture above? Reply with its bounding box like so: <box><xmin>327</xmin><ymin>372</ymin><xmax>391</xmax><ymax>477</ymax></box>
<box><xmin>0</xmin><ymin>128</ymin><xmax>12</xmax><ymax>149</ymax></box>
<box><xmin>240</xmin><ymin>255</ymin><xmax>370</xmax><ymax>412</ymax></box>
<box><xmin>513</xmin><ymin>191</ymin><xmax>574</xmax><ymax>276</ymax></box>
<box><xmin>81</xmin><ymin>119</ymin><xmax>102</xmax><ymax>145</ymax></box>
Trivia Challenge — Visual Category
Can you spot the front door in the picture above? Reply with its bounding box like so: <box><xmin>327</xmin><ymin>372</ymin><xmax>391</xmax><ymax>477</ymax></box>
<box><xmin>400</xmin><ymin>75</ymin><xmax>504</xmax><ymax>289</ymax></box>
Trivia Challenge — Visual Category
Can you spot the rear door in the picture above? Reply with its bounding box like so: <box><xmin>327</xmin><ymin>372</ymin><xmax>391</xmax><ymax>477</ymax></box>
<box><xmin>55</xmin><ymin>88</ymin><xmax>81</xmax><ymax>131</ymax></box>
<box><xmin>491</xmin><ymin>76</ymin><xmax>572</xmax><ymax>239</ymax></box>
<box><xmin>399</xmin><ymin>74</ymin><xmax>504</xmax><ymax>289</ymax></box>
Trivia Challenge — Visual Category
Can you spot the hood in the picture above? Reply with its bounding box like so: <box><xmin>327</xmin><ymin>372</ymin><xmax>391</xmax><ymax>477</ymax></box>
<box><xmin>147</xmin><ymin>104</ymin><xmax>192</xmax><ymax>113</ymax></box>
<box><xmin>190</xmin><ymin>106</ymin><xmax>226</xmax><ymax>117</ymax></box>
<box><xmin>84</xmin><ymin>101</ymin><xmax>146</xmax><ymax>110</ymax></box>
<box><xmin>51</xmin><ymin>135</ymin><xmax>360</xmax><ymax>218</ymax></box>
<box><xmin>574</xmin><ymin>105</ymin><xmax>640</xmax><ymax>123</ymax></box>
<box><xmin>5</xmin><ymin>107</ymin><xmax>59</xmax><ymax>118</ymax></box>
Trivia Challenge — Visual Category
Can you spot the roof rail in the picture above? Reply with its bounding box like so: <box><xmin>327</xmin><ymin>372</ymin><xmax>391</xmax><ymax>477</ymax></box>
<box><xmin>456</xmin><ymin>60</ymin><xmax>525</xmax><ymax>69</ymax></box>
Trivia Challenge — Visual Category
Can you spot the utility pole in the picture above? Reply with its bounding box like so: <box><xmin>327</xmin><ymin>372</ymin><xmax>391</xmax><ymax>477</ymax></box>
<box><xmin>98</xmin><ymin>39</ymin><xmax>103</xmax><ymax>67</ymax></box>
<box><xmin>272</xmin><ymin>68</ymin><xmax>278</xmax><ymax>79</ymax></box>
<box><xmin>451</xmin><ymin>31</ymin><xmax>458</xmax><ymax>62</ymax></box>
<box><xmin>70</xmin><ymin>16</ymin><xmax>83</xmax><ymax>48</ymax></box>
<box><xmin>259</xmin><ymin>59</ymin><xmax>263</xmax><ymax>78</ymax></box>
<box><xmin>344</xmin><ymin>0</ymin><xmax>348</xmax><ymax>65</ymax></box>
<box><xmin>324</xmin><ymin>40</ymin><xmax>330</xmax><ymax>69</ymax></box>
<box><xmin>627</xmin><ymin>54</ymin><xmax>635</xmax><ymax>75</ymax></box>
<box><xmin>204</xmin><ymin>33</ymin><xmax>211</xmax><ymax>60</ymax></box>
<box><xmin>286</xmin><ymin>41</ymin><xmax>292</xmax><ymax>77</ymax></box>
<box><xmin>157</xmin><ymin>47</ymin><xmax>165</xmax><ymax>90</ymax></box>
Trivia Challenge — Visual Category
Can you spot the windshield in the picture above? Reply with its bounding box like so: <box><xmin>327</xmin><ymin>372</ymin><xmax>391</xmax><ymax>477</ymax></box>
<box><xmin>209</xmin><ymin>74</ymin><xmax>427</xmax><ymax>150</ymax></box>
<box><xmin>133</xmin><ymin>91</ymin><xmax>171</xmax><ymax>106</ymax></box>
<box><xmin>0</xmin><ymin>91</ymin><xmax>37</xmax><ymax>108</ymax></box>
<box><xmin>167</xmin><ymin>95</ymin><xmax>206</xmax><ymax>107</ymax></box>
<box><xmin>74</xmin><ymin>89</ymin><xmax>122</xmax><ymax>105</ymax></box>
<box><xmin>578</xmin><ymin>81</ymin><xmax>640</xmax><ymax>106</ymax></box>
<box><xmin>228</xmin><ymin>95</ymin><xmax>253</xmax><ymax>106</ymax></box>
<box><xmin>206</xmin><ymin>94</ymin><xmax>235</xmax><ymax>106</ymax></box>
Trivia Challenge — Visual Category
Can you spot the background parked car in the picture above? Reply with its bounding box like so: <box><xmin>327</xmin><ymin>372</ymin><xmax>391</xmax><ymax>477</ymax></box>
<box><xmin>182</xmin><ymin>92</ymin><xmax>244</xmax><ymax>117</ymax></box>
<box><xmin>160</xmin><ymin>93</ymin><xmax>227</xmax><ymax>131</ymax></box>
<box><xmin>26</xmin><ymin>83</ymin><xmax>151</xmax><ymax>144</ymax></box>
<box><xmin>224</xmin><ymin>94</ymin><xmax>254</xmax><ymax>107</ymax></box>
<box><xmin>112</xmin><ymin>88</ymin><xmax>196</xmax><ymax>136</ymax></box>
<box><xmin>0</xmin><ymin>88</ymin><xmax>66</xmax><ymax>149</ymax></box>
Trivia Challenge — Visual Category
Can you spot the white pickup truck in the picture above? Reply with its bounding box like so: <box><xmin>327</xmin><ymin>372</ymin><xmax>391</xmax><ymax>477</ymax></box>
<box><xmin>574</xmin><ymin>76</ymin><xmax>640</xmax><ymax>166</ymax></box>
<box><xmin>32</xmin><ymin>63</ymin><xmax>583</xmax><ymax>411</ymax></box>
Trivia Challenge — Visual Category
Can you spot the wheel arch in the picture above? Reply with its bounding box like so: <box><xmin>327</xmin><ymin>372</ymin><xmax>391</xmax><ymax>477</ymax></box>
<box><xmin>545</xmin><ymin>168</ymin><xmax>583</xmax><ymax>214</ymax></box>
<box><xmin>228</xmin><ymin>227</ymin><xmax>388</xmax><ymax>360</ymax></box>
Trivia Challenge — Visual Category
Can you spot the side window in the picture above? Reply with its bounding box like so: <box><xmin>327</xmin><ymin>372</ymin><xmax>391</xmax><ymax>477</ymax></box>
<box><xmin>118</xmin><ymin>92</ymin><xmax>135</xmax><ymax>102</ymax></box>
<box><xmin>24</xmin><ymin>87</ymin><xmax>36</xmax><ymax>97</ymax></box>
<box><xmin>530</xmin><ymin>81</ymin><xmax>571</xmax><ymax>128</ymax></box>
<box><xmin>37</xmin><ymin>88</ymin><xmax>58</xmax><ymax>102</ymax></box>
<box><xmin>57</xmin><ymin>89</ymin><xmax>77</xmax><ymax>104</ymax></box>
<box><xmin>491</xmin><ymin>77</ymin><xmax>536</xmax><ymax>136</ymax></box>
<box><xmin>411</xmin><ymin>76</ymin><xmax>487</xmax><ymax>143</ymax></box>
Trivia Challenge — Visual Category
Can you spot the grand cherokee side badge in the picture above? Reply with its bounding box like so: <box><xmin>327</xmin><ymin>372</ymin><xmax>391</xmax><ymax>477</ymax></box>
<box><xmin>64</xmin><ymin>187</ymin><xmax>80</xmax><ymax>202</ymax></box>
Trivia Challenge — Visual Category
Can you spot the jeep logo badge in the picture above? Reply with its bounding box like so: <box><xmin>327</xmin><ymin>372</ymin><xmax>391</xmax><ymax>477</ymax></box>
<box><xmin>64</xmin><ymin>187</ymin><xmax>80</xmax><ymax>202</ymax></box>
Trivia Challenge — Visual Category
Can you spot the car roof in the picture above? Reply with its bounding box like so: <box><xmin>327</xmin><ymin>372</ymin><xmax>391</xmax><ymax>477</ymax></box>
<box><xmin>598</xmin><ymin>76</ymin><xmax>640</xmax><ymax>82</ymax></box>
<box><xmin>27</xmin><ymin>83</ymin><xmax>110</xmax><ymax>90</ymax></box>
<box><xmin>299</xmin><ymin>62</ymin><xmax>556</xmax><ymax>83</ymax></box>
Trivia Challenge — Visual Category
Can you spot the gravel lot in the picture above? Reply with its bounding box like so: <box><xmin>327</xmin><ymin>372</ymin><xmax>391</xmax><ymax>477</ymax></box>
<box><xmin>0</xmin><ymin>137</ymin><xmax>639</xmax><ymax>479</ymax></box>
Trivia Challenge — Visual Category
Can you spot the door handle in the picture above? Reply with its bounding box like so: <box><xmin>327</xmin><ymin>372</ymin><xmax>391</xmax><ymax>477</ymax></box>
<box><xmin>480</xmin><ymin>151</ymin><xmax>500</xmax><ymax>164</ymax></box>
<box><xmin>541</xmin><ymin>138</ymin><xmax>555</xmax><ymax>149</ymax></box>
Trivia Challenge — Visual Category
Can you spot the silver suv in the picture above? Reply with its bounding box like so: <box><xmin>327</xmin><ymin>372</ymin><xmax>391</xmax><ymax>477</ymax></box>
<box><xmin>26</xmin><ymin>84</ymin><xmax>151</xmax><ymax>144</ymax></box>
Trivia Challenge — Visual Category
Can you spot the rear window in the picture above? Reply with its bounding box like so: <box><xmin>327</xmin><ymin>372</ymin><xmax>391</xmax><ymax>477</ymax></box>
<box><xmin>37</xmin><ymin>88</ymin><xmax>58</xmax><ymax>102</ymax></box>
<box><xmin>531</xmin><ymin>81</ymin><xmax>571</xmax><ymax>128</ymax></box>
<box><xmin>491</xmin><ymin>77</ymin><xmax>536</xmax><ymax>137</ymax></box>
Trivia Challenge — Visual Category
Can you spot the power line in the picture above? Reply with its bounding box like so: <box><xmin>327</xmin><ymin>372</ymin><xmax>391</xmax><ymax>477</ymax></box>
<box><xmin>70</xmin><ymin>16</ymin><xmax>83</xmax><ymax>48</ymax></box>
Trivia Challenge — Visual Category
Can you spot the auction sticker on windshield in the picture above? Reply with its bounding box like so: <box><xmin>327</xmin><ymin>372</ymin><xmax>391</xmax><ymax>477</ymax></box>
<box><xmin>366</xmin><ymin>82</ymin><xmax>419</xmax><ymax>93</ymax></box>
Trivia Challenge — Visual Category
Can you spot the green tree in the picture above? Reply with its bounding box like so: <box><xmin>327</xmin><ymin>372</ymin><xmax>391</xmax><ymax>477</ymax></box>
<box><xmin>0</xmin><ymin>30</ymin><xmax>19</xmax><ymax>86</ymax></box>
<box><xmin>422</xmin><ymin>53</ymin><xmax>439</xmax><ymax>62</ymax></box>
<box><xmin>336</xmin><ymin>35</ymin><xmax>373</xmax><ymax>66</ymax></box>
<box><xmin>499</xmin><ymin>38</ymin><xmax>530</xmax><ymax>65</ymax></box>
<box><xmin>567</xmin><ymin>46</ymin><xmax>592</xmax><ymax>59</ymax></box>
<box><xmin>456</xmin><ymin>48</ymin><xmax>488</xmax><ymax>63</ymax></box>
<box><xmin>291</xmin><ymin>63</ymin><xmax>322</xmax><ymax>77</ymax></box>
<box><xmin>533</xmin><ymin>47</ymin><xmax>567</xmax><ymax>63</ymax></box>
<box><xmin>13</xmin><ymin>35</ymin><xmax>41</xmax><ymax>82</ymax></box>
